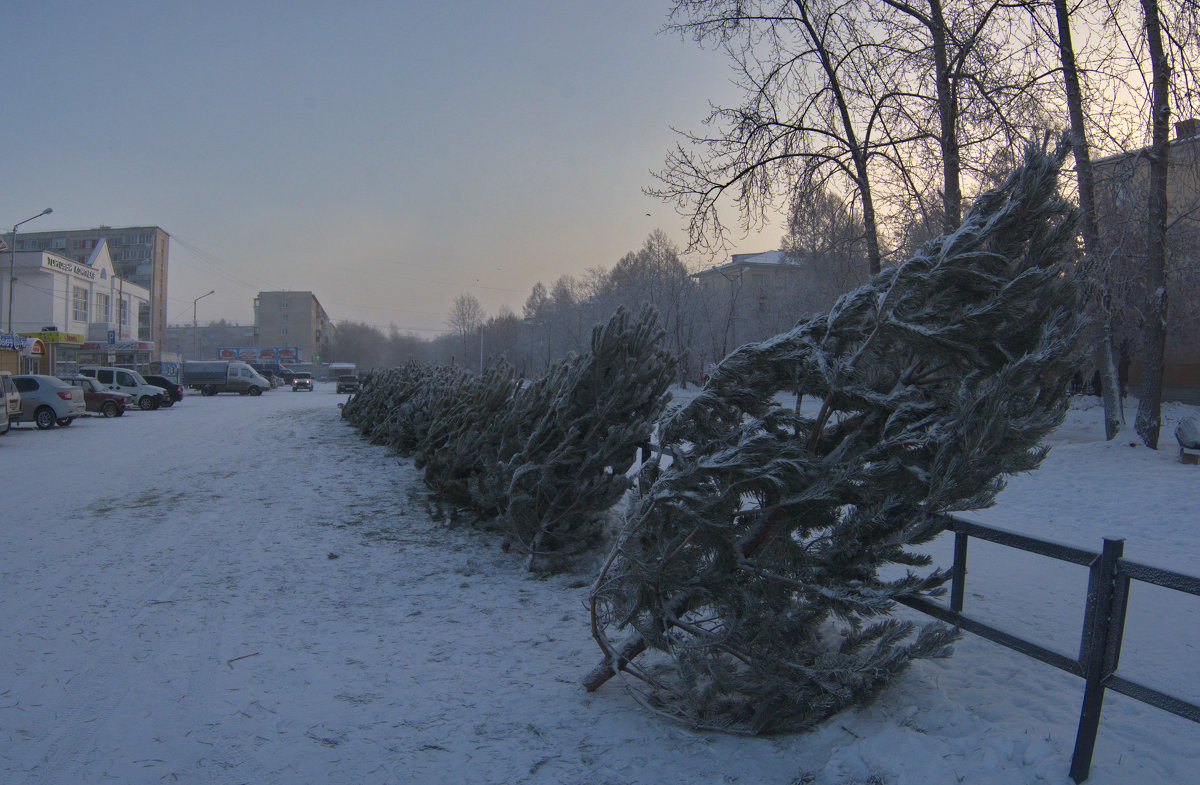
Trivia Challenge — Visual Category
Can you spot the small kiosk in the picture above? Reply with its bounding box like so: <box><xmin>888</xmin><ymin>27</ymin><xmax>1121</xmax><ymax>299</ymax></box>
<box><xmin>17</xmin><ymin>331</ymin><xmax>83</xmax><ymax>376</ymax></box>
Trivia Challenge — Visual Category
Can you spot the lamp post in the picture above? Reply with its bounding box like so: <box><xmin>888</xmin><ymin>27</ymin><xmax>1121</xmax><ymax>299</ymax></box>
<box><xmin>192</xmin><ymin>289</ymin><xmax>214</xmax><ymax>360</ymax></box>
<box><xmin>7</xmin><ymin>207</ymin><xmax>53</xmax><ymax>334</ymax></box>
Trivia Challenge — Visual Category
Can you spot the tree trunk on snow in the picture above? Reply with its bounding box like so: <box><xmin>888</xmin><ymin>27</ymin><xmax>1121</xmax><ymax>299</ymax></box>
<box><xmin>929</xmin><ymin>0</ymin><xmax>962</xmax><ymax>232</ymax></box>
<box><xmin>1053</xmin><ymin>0</ymin><xmax>1123</xmax><ymax>439</ymax></box>
<box><xmin>1135</xmin><ymin>0</ymin><xmax>1170</xmax><ymax>449</ymax></box>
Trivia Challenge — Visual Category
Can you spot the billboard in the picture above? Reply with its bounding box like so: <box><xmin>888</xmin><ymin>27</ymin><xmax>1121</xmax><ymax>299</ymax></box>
<box><xmin>216</xmin><ymin>346</ymin><xmax>301</xmax><ymax>361</ymax></box>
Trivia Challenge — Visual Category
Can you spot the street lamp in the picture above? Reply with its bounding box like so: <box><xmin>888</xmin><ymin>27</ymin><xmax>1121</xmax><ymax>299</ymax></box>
<box><xmin>7</xmin><ymin>207</ymin><xmax>53</xmax><ymax>334</ymax></box>
<box><xmin>193</xmin><ymin>289</ymin><xmax>214</xmax><ymax>359</ymax></box>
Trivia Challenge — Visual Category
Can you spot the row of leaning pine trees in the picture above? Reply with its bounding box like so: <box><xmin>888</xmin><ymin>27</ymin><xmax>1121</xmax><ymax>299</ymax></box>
<box><xmin>340</xmin><ymin>141</ymin><xmax>1089</xmax><ymax>735</ymax></box>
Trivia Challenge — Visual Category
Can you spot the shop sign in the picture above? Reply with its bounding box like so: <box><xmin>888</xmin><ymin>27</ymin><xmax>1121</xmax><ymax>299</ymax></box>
<box><xmin>0</xmin><ymin>334</ymin><xmax>31</xmax><ymax>352</ymax></box>
<box><xmin>80</xmin><ymin>340</ymin><xmax>154</xmax><ymax>352</ymax></box>
<box><xmin>217</xmin><ymin>346</ymin><xmax>301</xmax><ymax>361</ymax></box>
<box><xmin>20</xmin><ymin>331</ymin><xmax>84</xmax><ymax>344</ymax></box>
<box><xmin>43</xmin><ymin>256</ymin><xmax>98</xmax><ymax>281</ymax></box>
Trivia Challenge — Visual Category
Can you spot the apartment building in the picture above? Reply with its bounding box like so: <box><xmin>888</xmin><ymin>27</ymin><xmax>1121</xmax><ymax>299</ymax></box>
<box><xmin>1093</xmin><ymin>119</ymin><xmax>1200</xmax><ymax>396</ymax></box>
<box><xmin>14</xmin><ymin>225</ymin><xmax>168</xmax><ymax>356</ymax></box>
<box><xmin>253</xmin><ymin>291</ymin><xmax>331</xmax><ymax>363</ymax></box>
<box><xmin>693</xmin><ymin>250</ymin><xmax>863</xmax><ymax>361</ymax></box>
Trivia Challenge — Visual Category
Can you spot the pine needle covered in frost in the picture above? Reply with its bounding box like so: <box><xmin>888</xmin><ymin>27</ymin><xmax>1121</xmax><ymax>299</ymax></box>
<box><xmin>588</xmin><ymin>140</ymin><xmax>1086</xmax><ymax>733</ymax></box>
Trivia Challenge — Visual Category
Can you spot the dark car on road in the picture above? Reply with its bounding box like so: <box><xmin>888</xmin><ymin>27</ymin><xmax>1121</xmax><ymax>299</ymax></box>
<box><xmin>142</xmin><ymin>374</ymin><xmax>183</xmax><ymax>406</ymax></box>
<box><xmin>335</xmin><ymin>375</ymin><xmax>360</xmax><ymax>394</ymax></box>
<box><xmin>61</xmin><ymin>375</ymin><xmax>131</xmax><ymax>417</ymax></box>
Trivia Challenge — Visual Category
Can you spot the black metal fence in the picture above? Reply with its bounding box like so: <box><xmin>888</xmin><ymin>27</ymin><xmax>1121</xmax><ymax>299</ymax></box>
<box><xmin>897</xmin><ymin>515</ymin><xmax>1200</xmax><ymax>783</ymax></box>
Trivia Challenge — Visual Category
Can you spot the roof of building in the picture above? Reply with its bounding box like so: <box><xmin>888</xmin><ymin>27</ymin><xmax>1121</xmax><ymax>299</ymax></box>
<box><xmin>1092</xmin><ymin>119</ymin><xmax>1200</xmax><ymax>167</ymax></box>
<box><xmin>694</xmin><ymin>249</ymin><xmax>800</xmax><ymax>279</ymax></box>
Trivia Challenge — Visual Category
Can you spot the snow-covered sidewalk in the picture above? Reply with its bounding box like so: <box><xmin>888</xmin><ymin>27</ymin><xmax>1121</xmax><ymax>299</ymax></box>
<box><xmin>1</xmin><ymin>388</ymin><xmax>1197</xmax><ymax>784</ymax></box>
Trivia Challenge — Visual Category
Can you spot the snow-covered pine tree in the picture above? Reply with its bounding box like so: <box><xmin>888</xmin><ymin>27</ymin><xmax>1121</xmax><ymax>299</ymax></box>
<box><xmin>587</xmin><ymin>141</ymin><xmax>1086</xmax><ymax>733</ymax></box>
<box><xmin>502</xmin><ymin>305</ymin><xmax>678</xmax><ymax>571</ymax></box>
<box><xmin>375</xmin><ymin>364</ymin><xmax>472</xmax><ymax>455</ymax></box>
<box><xmin>417</xmin><ymin>361</ymin><xmax>520</xmax><ymax>511</ymax></box>
<box><xmin>340</xmin><ymin>361</ymin><xmax>444</xmax><ymax>450</ymax></box>
<box><xmin>340</xmin><ymin>363</ymin><xmax>427</xmax><ymax>442</ymax></box>
<box><xmin>342</xmin><ymin>306</ymin><xmax>678</xmax><ymax>572</ymax></box>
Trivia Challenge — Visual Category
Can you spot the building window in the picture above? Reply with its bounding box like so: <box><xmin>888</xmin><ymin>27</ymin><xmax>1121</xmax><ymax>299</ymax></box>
<box><xmin>96</xmin><ymin>292</ymin><xmax>111</xmax><ymax>322</ymax></box>
<box><xmin>72</xmin><ymin>287</ymin><xmax>89</xmax><ymax>322</ymax></box>
<box><xmin>281</xmin><ymin>328</ymin><xmax>288</xmax><ymax>337</ymax></box>
<box><xmin>120</xmin><ymin>299</ymin><xmax>129</xmax><ymax>327</ymax></box>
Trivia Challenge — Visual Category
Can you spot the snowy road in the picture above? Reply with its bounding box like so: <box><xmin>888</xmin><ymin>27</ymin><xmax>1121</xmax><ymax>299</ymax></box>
<box><xmin>2</xmin><ymin>387</ymin><xmax>1198</xmax><ymax>784</ymax></box>
<box><xmin>0</xmin><ymin>388</ymin><xmax>809</xmax><ymax>784</ymax></box>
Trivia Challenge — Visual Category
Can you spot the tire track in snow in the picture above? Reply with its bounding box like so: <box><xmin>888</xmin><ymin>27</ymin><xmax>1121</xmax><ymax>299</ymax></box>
<box><xmin>11</xmin><ymin>534</ymin><xmax>224</xmax><ymax>784</ymax></box>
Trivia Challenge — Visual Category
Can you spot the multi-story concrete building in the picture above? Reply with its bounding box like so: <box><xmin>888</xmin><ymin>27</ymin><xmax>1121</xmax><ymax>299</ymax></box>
<box><xmin>13</xmin><ymin>225</ymin><xmax>168</xmax><ymax>357</ymax></box>
<box><xmin>164</xmin><ymin>321</ymin><xmax>256</xmax><ymax>362</ymax></box>
<box><xmin>1093</xmin><ymin>118</ymin><xmax>1200</xmax><ymax>399</ymax></box>
<box><xmin>253</xmin><ymin>291</ymin><xmax>331</xmax><ymax>363</ymax></box>
<box><xmin>693</xmin><ymin>250</ymin><xmax>863</xmax><ymax>363</ymax></box>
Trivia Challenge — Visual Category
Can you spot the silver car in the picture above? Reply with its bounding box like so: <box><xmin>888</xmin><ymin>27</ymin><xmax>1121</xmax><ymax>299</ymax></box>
<box><xmin>12</xmin><ymin>374</ymin><xmax>87</xmax><ymax>429</ymax></box>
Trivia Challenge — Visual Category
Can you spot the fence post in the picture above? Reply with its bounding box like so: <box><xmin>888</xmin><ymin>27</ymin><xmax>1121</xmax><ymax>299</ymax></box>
<box><xmin>950</xmin><ymin>529</ymin><xmax>968</xmax><ymax>614</ymax></box>
<box><xmin>1069</xmin><ymin>537</ymin><xmax>1125</xmax><ymax>783</ymax></box>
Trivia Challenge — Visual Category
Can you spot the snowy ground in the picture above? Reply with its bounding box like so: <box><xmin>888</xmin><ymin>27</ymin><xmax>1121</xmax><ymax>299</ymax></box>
<box><xmin>1</xmin><ymin>385</ymin><xmax>1197</xmax><ymax>785</ymax></box>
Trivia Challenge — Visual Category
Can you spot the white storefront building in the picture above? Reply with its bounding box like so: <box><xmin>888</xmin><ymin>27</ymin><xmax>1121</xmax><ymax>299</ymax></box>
<box><xmin>4</xmin><ymin>240</ymin><xmax>149</xmax><ymax>374</ymax></box>
<box><xmin>7</xmin><ymin>240</ymin><xmax>147</xmax><ymax>339</ymax></box>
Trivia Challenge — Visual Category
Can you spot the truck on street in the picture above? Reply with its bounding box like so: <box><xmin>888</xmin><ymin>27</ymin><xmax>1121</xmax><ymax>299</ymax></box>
<box><xmin>182</xmin><ymin>361</ymin><xmax>272</xmax><ymax>396</ymax></box>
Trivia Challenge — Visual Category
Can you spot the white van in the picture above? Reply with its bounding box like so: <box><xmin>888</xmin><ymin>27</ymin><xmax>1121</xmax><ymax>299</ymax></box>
<box><xmin>79</xmin><ymin>366</ymin><xmax>167</xmax><ymax>410</ymax></box>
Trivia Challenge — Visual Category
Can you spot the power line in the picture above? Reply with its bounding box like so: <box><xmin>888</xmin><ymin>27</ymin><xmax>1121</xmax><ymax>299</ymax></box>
<box><xmin>169</xmin><ymin>233</ymin><xmax>272</xmax><ymax>292</ymax></box>
<box><xmin>335</xmin><ymin>266</ymin><xmax>529</xmax><ymax>295</ymax></box>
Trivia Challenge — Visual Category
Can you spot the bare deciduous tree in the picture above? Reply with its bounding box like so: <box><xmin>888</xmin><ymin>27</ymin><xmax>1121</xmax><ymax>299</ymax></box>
<box><xmin>446</xmin><ymin>293</ymin><xmax>483</xmax><ymax>368</ymax></box>
<box><xmin>656</xmin><ymin>0</ymin><xmax>1043</xmax><ymax>279</ymax></box>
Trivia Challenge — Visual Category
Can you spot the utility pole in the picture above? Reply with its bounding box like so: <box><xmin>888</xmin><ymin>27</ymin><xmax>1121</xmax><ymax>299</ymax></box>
<box><xmin>193</xmin><ymin>290</ymin><xmax>214</xmax><ymax>360</ymax></box>
<box><xmin>6</xmin><ymin>208</ymin><xmax>53</xmax><ymax>334</ymax></box>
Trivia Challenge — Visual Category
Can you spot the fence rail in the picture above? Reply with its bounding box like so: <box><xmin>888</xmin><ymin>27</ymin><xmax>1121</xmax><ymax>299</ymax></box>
<box><xmin>896</xmin><ymin>515</ymin><xmax>1200</xmax><ymax>783</ymax></box>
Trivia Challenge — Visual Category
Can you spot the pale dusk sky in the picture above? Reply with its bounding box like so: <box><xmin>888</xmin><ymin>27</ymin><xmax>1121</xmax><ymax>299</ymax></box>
<box><xmin>2</xmin><ymin>1</ymin><xmax>782</xmax><ymax>335</ymax></box>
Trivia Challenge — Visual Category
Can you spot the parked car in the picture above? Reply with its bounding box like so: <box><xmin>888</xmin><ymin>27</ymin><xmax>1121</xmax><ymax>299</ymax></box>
<box><xmin>335</xmin><ymin>375</ymin><xmax>360</xmax><ymax>394</ymax></box>
<box><xmin>291</xmin><ymin>372</ymin><xmax>314</xmax><ymax>391</ymax></box>
<box><xmin>12</xmin><ymin>374</ymin><xmax>86</xmax><ymax>429</ymax></box>
<box><xmin>61</xmin><ymin>375</ymin><xmax>132</xmax><ymax>417</ymax></box>
<box><xmin>78</xmin><ymin>366</ymin><xmax>167</xmax><ymax>410</ymax></box>
<box><xmin>0</xmin><ymin>375</ymin><xmax>10</xmax><ymax>435</ymax></box>
<box><xmin>275</xmin><ymin>365</ymin><xmax>299</xmax><ymax>384</ymax></box>
<box><xmin>142</xmin><ymin>374</ymin><xmax>183</xmax><ymax>406</ymax></box>
<box><xmin>249</xmin><ymin>362</ymin><xmax>288</xmax><ymax>385</ymax></box>
<box><xmin>0</xmin><ymin>371</ymin><xmax>19</xmax><ymax>428</ymax></box>
<box><xmin>253</xmin><ymin>369</ymin><xmax>282</xmax><ymax>388</ymax></box>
